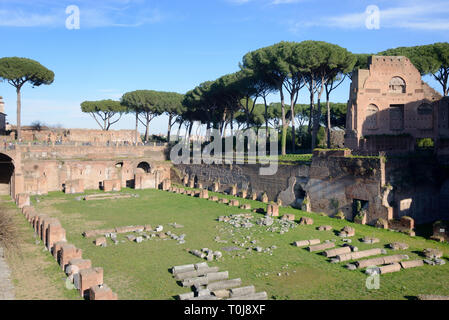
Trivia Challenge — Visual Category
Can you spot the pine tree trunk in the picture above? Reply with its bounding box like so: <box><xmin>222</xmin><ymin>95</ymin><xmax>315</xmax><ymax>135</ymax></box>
<box><xmin>167</xmin><ymin>114</ymin><xmax>172</xmax><ymax>143</ymax></box>
<box><xmin>326</xmin><ymin>92</ymin><xmax>331</xmax><ymax>148</ymax></box>
<box><xmin>290</xmin><ymin>93</ymin><xmax>296</xmax><ymax>153</ymax></box>
<box><xmin>280</xmin><ymin>88</ymin><xmax>287</xmax><ymax>156</ymax></box>
<box><xmin>144</xmin><ymin>114</ymin><xmax>150</xmax><ymax>143</ymax></box>
<box><xmin>16</xmin><ymin>88</ymin><xmax>21</xmax><ymax>141</ymax></box>
<box><xmin>135</xmin><ymin>112</ymin><xmax>139</xmax><ymax>144</ymax></box>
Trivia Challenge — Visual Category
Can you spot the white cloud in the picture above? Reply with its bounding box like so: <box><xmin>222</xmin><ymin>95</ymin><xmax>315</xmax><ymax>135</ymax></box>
<box><xmin>0</xmin><ymin>1</ymin><xmax>164</xmax><ymax>28</ymax></box>
<box><xmin>295</xmin><ymin>2</ymin><xmax>449</xmax><ymax>31</ymax></box>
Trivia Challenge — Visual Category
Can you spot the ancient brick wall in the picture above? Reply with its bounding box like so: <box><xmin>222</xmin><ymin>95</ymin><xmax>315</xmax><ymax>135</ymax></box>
<box><xmin>345</xmin><ymin>55</ymin><xmax>442</xmax><ymax>152</ymax></box>
<box><xmin>175</xmin><ymin>163</ymin><xmax>309</xmax><ymax>206</ymax></box>
<box><xmin>12</xmin><ymin>145</ymin><xmax>170</xmax><ymax>195</ymax></box>
<box><xmin>16</xmin><ymin>128</ymin><xmax>142</xmax><ymax>144</ymax></box>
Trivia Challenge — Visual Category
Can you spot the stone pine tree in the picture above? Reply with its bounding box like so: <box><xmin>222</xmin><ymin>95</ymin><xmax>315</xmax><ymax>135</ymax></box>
<box><xmin>121</xmin><ymin>90</ymin><xmax>164</xmax><ymax>143</ymax></box>
<box><xmin>241</xmin><ymin>42</ymin><xmax>295</xmax><ymax>155</ymax></box>
<box><xmin>80</xmin><ymin>99</ymin><xmax>127</xmax><ymax>131</ymax></box>
<box><xmin>160</xmin><ymin>92</ymin><xmax>185</xmax><ymax>143</ymax></box>
<box><xmin>0</xmin><ymin>57</ymin><xmax>54</xmax><ymax>141</ymax></box>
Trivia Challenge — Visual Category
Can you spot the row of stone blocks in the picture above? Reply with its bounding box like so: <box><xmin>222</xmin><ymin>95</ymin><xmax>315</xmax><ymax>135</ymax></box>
<box><xmin>16</xmin><ymin>194</ymin><xmax>118</xmax><ymax>300</ymax></box>
<box><xmin>172</xmin><ymin>262</ymin><xmax>268</xmax><ymax>300</ymax></box>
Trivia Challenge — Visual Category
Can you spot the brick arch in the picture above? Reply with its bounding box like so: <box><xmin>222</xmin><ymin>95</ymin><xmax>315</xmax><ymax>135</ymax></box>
<box><xmin>389</xmin><ymin>76</ymin><xmax>406</xmax><ymax>93</ymax></box>
<box><xmin>0</xmin><ymin>153</ymin><xmax>15</xmax><ymax>195</ymax></box>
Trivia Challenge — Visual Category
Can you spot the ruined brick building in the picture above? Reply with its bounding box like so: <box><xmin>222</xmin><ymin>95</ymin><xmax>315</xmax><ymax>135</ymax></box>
<box><xmin>345</xmin><ymin>55</ymin><xmax>449</xmax><ymax>153</ymax></box>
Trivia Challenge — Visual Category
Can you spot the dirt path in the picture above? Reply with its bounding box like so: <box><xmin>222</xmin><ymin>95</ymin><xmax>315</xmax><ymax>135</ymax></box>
<box><xmin>0</xmin><ymin>246</ymin><xmax>15</xmax><ymax>300</ymax></box>
<box><xmin>1</xmin><ymin>200</ymin><xmax>80</xmax><ymax>300</ymax></box>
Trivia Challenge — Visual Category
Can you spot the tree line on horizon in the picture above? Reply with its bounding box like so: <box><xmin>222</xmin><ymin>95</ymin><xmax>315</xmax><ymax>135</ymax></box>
<box><xmin>0</xmin><ymin>41</ymin><xmax>448</xmax><ymax>153</ymax></box>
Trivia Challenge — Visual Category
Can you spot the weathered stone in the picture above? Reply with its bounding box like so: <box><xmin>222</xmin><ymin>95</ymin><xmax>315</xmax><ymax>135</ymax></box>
<box><xmin>230</xmin><ymin>286</ymin><xmax>255</xmax><ymax>297</ymax></box>
<box><xmin>59</xmin><ymin>244</ymin><xmax>82</xmax><ymax>270</ymax></box>
<box><xmin>336</xmin><ymin>248</ymin><xmax>383</xmax><ymax>262</ymax></box>
<box><xmin>379</xmin><ymin>263</ymin><xmax>401</xmax><ymax>274</ymax></box>
<box><xmin>227</xmin><ymin>291</ymin><xmax>267</xmax><ymax>300</ymax></box>
<box><xmin>89</xmin><ymin>284</ymin><xmax>118</xmax><ymax>300</ymax></box>
<box><xmin>324</xmin><ymin>246</ymin><xmax>352</xmax><ymax>258</ymax></box>
<box><xmin>356</xmin><ymin>255</ymin><xmax>408</xmax><ymax>269</ymax></box>
<box><xmin>389</xmin><ymin>242</ymin><xmax>409</xmax><ymax>250</ymax></box>
<box><xmin>299</xmin><ymin>217</ymin><xmax>313</xmax><ymax>225</ymax></box>
<box><xmin>206</xmin><ymin>278</ymin><xmax>242</xmax><ymax>291</ymax></box>
<box><xmin>308</xmin><ymin>242</ymin><xmax>335</xmax><ymax>252</ymax></box>
<box><xmin>172</xmin><ymin>264</ymin><xmax>195</xmax><ymax>275</ymax></box>
<box><xmin>178</xmin><ymin>292</ymin><xmax>195</xmax><ymax>300</ymax></box>
<box><xmin>339</xmin><ymin>226</ymin><xmax>355</xmax><ymax>237</ymax></box>
<box><xmin>317</xmin><ymin>225</ymin><xmax>332</xmax><ymax>231</ymax></box>
<box><xmin>293</xmin><ymin>239</ymin><xmax>320</xmax><ymax>247</ymax></box>
<box><xmin>266</xmin><ymin>204</ymin><xmax>279</xmax><ymax>217</ymax></box>
<box><xmin>400</xmin><ymin>259</ymin><xmax>424</xmax><ymax>269</ymax></box>
<box><xmin>360</xmin><ymin>237</ymin><xmax>380</xmax><ymax>244</ymax></box>
<box><xmin>51</xmin><ymin>240</ymin><xmax>67</xmax><ymax>260</ymax></box>
<box><xmin>79</xmin><ymin>267</ymin><xmax>103</xmax><ymax>297</ymax></box>
<box><xmin>46</xmin><ymin>222</ymin><xmax>66</xmax><ymax>251</ymax></box>
<box><xmin>94</xmin><ymin>237</ymin><xmax>107</xmax><ymax>247</ymax></box>
<box><xmin>423</xmin><ymin>248</ymin><xmax>443</xmax><ymax>259</ymax></box>
<box><xmin>213</xmin><ymin>289</ymin><xmax>230</xmax><ymax>299</ymax></box>
<box><xmin>281</xmin><ymin>214</ymin><xmax>295</xmax><ymax>221</ymax></box>
<box><xmin>417</xmin><ymin>295</ymin><xmax>449</xmax><ymax>300</ymax></box>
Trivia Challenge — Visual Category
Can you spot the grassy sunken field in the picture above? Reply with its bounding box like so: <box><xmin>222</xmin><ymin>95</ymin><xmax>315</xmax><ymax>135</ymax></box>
<box><xmin>29</xmin><ymin>188</ymin><xmax>449</xmax><ymax>300</ymax></box>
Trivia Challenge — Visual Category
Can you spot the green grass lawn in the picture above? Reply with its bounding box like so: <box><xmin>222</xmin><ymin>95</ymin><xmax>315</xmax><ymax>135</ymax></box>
<box><xmin>31</xmin><ymin>188</ymin><xmax>449</xmax><ymax>300</ymax></box>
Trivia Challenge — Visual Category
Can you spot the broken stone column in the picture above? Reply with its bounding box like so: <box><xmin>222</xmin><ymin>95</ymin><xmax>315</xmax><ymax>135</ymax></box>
<box><xmin>308</xmin><ymin>242</ymin><xmax>335</xmax><ymax>252</ymax></box>
<box><xmin>293</xmin><ymin>239</ymin><xmax>320</xmax><ymax>247</ymax></box>
<box><xmin>79</xmin><ymin>267</ymin><xmax>103</xmax><ymax>298</ymax></box>
<box><xmin>229</xmin><ymin>286</ymin><xmax>255</xmax><ymax>298</ymax></box>
<box><xmin>172</xmin><ymin>264</ymin><xmax>196</xmax><ymax>275</ymax></box>
<box><xmin>336</xmin><ymin>248</ymin><xmax>384</xmax><ymax>262</ymax></box>
<box><xmin>227</xmin><ymin>292</ymin><xmax>267</xmax><ymax>300</ymax></box>
<box><xmin>379</xmin><ymin>263</ymin><xmax>401</xmax><ymax>274</ymax></box>
<box><xmin>400</xmin><ymin>260</ymin><xmax>424</xmax><ymax>269</ymax></box>
<box><xmin>240</xmin><ymin>189</ymin><xmax>248</xmax><ymax>199</ymax></box>
<box><xmin>324</xmin><ymin>246</ymin><xmax>352</xmax><ymax>258</ymax></box>
<box><xmin>206</xmin><ymin>279</ymin><xmax>242</xmax><ymax>291</ymax></box>
<box><xmin>356</xmin><ymin>254</ymin><xmax>408</xmax><ymax>269</ymax></box>
<box><xmin>174</xmin><ymin>267</ymin><xmax>220</xmax><ymax>281</ymax></box>
<box><xmin>59</xmin><ymin>244</ymin><xmax>82</xmax><ymax>270</ymax></box>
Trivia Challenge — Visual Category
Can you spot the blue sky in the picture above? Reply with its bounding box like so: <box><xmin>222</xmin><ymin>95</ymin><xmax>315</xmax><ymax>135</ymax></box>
<box><xmin>1</xmin><ymin>0</ymin><xmax>449</xmax><ymax>135</ymax></box>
